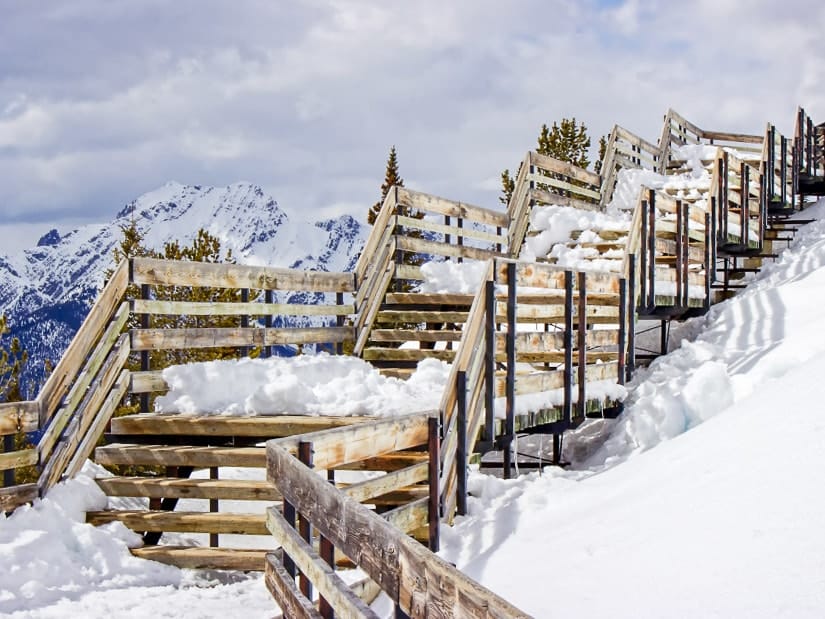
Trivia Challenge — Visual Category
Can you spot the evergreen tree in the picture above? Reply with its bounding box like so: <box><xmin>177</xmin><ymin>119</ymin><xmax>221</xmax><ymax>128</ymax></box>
<box><xmin>500</xmin><ymin>169</ymin><xmax>516</xmax><ymax>207</ymax></box>
<box><xmin>0</xmin><ymin>314</ymin><xmax>26</xmax><ymax>403</ymax></box>
<box><xmin>368</xmin><ymin>146</ymin><xmax>404</xmax><ymax>225</ymax></box>
<box><xmin>594</xmin><ymin>135</ymin><xmax>608</xmax><ymax>175</ymax></box>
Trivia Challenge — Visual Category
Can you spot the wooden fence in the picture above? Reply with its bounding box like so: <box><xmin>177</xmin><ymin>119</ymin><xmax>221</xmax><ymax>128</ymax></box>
<box><xmin>265</xmin><ymin>415</ymin><xmax>531</xmax><ymax>618</ymax></box>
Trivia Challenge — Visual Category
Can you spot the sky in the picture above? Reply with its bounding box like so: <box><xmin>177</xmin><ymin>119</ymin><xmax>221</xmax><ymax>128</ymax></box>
<box><xmin>0</xmin><ymin>0</ymin><xmax>823</xmax><ymax>250</ymax></box>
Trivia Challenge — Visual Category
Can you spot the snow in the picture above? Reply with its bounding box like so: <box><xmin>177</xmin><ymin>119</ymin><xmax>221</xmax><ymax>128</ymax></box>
<box><xmin>155</xmin><ymin>354</ymin><xmax>450</xmax><ymax>417</ymax></box>
<box><xmin>5</xmin><ymin>191</ymin><xmax>825</xmax><ymax>615</ymax></box>
<box><xmin>418</xmin><ymin>259</ymin><xmax>489</xmax><ymax>294</ymax></box>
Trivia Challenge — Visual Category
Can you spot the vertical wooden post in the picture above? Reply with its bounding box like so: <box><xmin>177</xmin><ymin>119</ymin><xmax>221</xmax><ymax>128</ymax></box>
<box><xmin>660</xmin><ymin>320</ymin><xmax>668</xmax><ymax>356</ymax></box>
<box><xmin>427</xmin><ymin>416</ymin><xmax>440</xmax><ymax>552</ymax></box>
<box><xmin>769</xmin><ymin>125</ymin><xmax>776</xmax><ymax>199</ymax></box>
<box><xmin>682</xmin><ymin>203</ymin><xmax>690</xmax><ymax>307</ymax></box>
<box><xmin>781</xmin><ymin>134</ymin><xmax>788</xmax><ymax>207</ymax></box>
<box><xmin>240</xmin><ymin>288</ymin><xmax>250</xmax><ymax>357</ymax></box>
<box><xmin>140</xmin><ymin>283</ymin><xmax>150</xmax><ymax>413</ymax></box>
<box><xmin>675</xmin><ymin>200</ymin><xmax>684</xmax><ymax>306</ymax></box>
<box><xmin>456</xmin><ymin>371</ymin><xmax>467</xmax><ymax>516</ymax></box>
<box><xmin>319</xmin><ymin>469</ymin><xmax>336</xmax><ymax>619</ymax></box>
<box><xmin>457</xmin><ymin>216</ymin><xmax>464</xmax><ymax>264</ymax></box>
<box><xmin>563</xmin><ymin>271</ymin><xmax>574</xmax><ymax>426</ymax></box>
<box><xmin>297</xmin><ymin>441</ymin><xmax>314</xmax><ymax>602</ymax></box>
<box><xmin>3</xmin><ymin>435</ymin><xmax>14</xmax><ymax>487</ymax></box>
<box><xmin>704</xmin><ymin>213</ymin><xmax>712</xmax><ymax>311</ymax></box>
<box><xmin>640</xmin><ymin>200</ymin><xmax>648</xmax><ymax>309</ymax></box>
<box><xmin>626</xmin><ymin>254</ymin><xmax>636</xmax><ymax>382</ymax></box>
<box><xmin>209</xmin><ymin>466</ymin><xmax>219</xmax><ymax>548</ymax></box>
<box><xmin>503</xmin><ymin>262</ymin><xmax>516</xmax><ymax>479</ymax></box>
<box><xmin>618</xmin><ymin>277</ymin><xmax>627</xmax><ymax>386</ymax></box>
<box><xmin>496</xmin><ymin>226</ymin><xmax>503</xmax><ymax>254</ymax></box>
<box><xmin>264</xmin><ymin>289</ymin><xmax>274</xmax><ymax>358</ymax></box>
<box><xmin>576</xmin><ymin>272</ymin><xmax>587</xmax><ymax>421</ymax></box>
<box><xmin>444</xmin><ymin>215</ymin><xmax>451</xmax><ymax>246</ymax></box>
<box><xmin>710</xmin><ymin>196</ymin><xmax>718</xmax><ymax>282</ymax></box>
<box><xmin>720</xmin><ymin>154</ymin><xmax>729</xmax><ymax>241</ymax></box>
<box><xmin>647</xmin><ymin>190</ymin><xmax>656</xmax><ymax>309</ymax></box>
<box><xmin>740</xmin><ymin>163</ymin><xmax>749</xmax><ymax>247</ymax></box>
<box><xmin>336</xmin><ymin>292</ymin><xmax>344</xmax><ymax>355</ymax></box>
<box><xmin>483</xmin><ymin>279</ymin><xmax>495</xmax><ymax>446</ymax></box>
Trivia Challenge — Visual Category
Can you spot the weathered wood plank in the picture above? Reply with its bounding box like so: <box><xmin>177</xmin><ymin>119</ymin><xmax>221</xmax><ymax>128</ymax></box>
<box><xmin>397</xmin><ymin>187</ymin><xmax>509</xmax><ymax>227</ymax></box>
<box><xmin>94</xmin><ymin>444</ymin><xmax>266</xmax><ymax>468</ymax></box>
<box><xmin>0</xmin><ymin>401</ymin><xmax>39</xmax><ymax>435</ymax></box>
<box><xmin>702</xmin><ymin>130</ymin><xmax>763</xmax><ymax>144</ymax></box>
<box><xmin>276</xmin><ymin>413</ymin><xmax>432</xmax><ymax>470</ymax></box>
<box><xmin>527</xmin><ymin>173</ymin><xmax>601</xmax><ymax>201</ymax></box>
<box><xmin>494</xmin><ymin>329</ymin><xmax>620</xmax><ymax>355</ymax></box>
<box><xmin>132</xmin><ymin>257</ymin><xmax>355</xmax><ymax>292</ymax></box>
<box><xmin>86</xmin><ymin>510</ymin><xmax>268</xmax><ymax>534</ymax></box>
<box><xmin>132</xmin><ymin>299</ymin><xmax>354</xmax><ymax>317</ymax></box>
<box><xmin>128</xmin><ymin>370</ymin><xmax>167</xmax><ymax>394</ymax></box>
<box><xmin>383</xmin><ymin>292</ymin><xmax>475</xmax><ymax>306</ymax></box>
<box><xmin>376</xmin><ymin>309</ymin><xmax>469</xmax><ymax>324</ymax></box>
<box><xmin>395</xmin><ymin>234</ymin><xmax>503</xmax><ymax>262</ymax></box>
<box><xmin>0</xmin><ymin>483</ymin><xmax>38</xmax><ymax>513</ymax></box>
<box><xmin>96</xmin><ymin>476</ymin><xmax>281</xmax><ymax>501</ymax></box>
<box><xmin>342</xmin><ymin>462</ymin><xmax>429</xmax><ymax>504</ymax></box>
<box><xmin>266</xmin><ymin>508</ymin><xmax>381</xmax><ymax>619</ymax></box>
<box><xmin>38</xmin><ymin>259</ymin><xmax>129</xmax><ymax>425</ymax></box>
<box><xmin>265</xmin><ymin>553</ymin><xmax>324</xmax><ymax>619</ymax></box>
<box><xmin>368</xmin><ymin>329</ymin><xmax>463</xmax><ymax>343</ymax></box>
<box><xmin>496</xmin><ymin>361</ymin><xmax>621</xmax><ymax>397</ymax></box>
<box><xmin>131</xmin><ymin>326</ymin><xmax>354</xmax><ymax>351</ymax></box>
<box><xmin>132</xmin><ymin>546</ymin><xmax>268</xmax><ymax>571</ymax></box>
<box><xmin>395</xmin><ymin>214</ymin><xmax>506</xmax><ymax>246</ymax></box>
<box><xmin>332</xmin><ymin>453</ymin><xmax>428</xmax><ymax>472</ymax></box>
<box><xmin>529</xmin><ymin>187</ymin><xmax>603</xmax><ymax>213</ymax></box>
<box><xmin>110</xmin><ymin>414</ymin><xmax>370</xmax><ymax>437</ymax></box>
<box><xmin>267</xmin><ymin>443</ymin><xmax>531</xmax><ymax>618</ymax></box>
<box><xmin>0</xmin><ymin>447</ymin><xmax>37</xmax><ymax>471</ymax></box>
<box><xmin>529</xmin><ymin>151</ymin><xmax>602</xmax><ymax>186</ymax></box>
<box><xmin>355</xmin><ymin>186</ymin><xmax>397</xmax><ymax>282</ymax></box>
<box><xmin>381</xmin><ymin>497</ymin><xmax>428</xmax><ymax>535</ymax></box>
<box><xmin>497</xmin><ymin>260</ymin><xmax>622</xmax><ymax>294</ymax></box>
<box><xmin>362</xmin><ymin>348</ymin><xmax>456</xmax><ymax>362</ymax></box>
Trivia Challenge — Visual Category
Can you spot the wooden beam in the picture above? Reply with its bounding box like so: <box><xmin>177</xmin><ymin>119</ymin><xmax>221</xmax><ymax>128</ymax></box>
<box><xmin>132</xmin><ymin>299</ymin><xmax>353</xmax><ymax>317</ymax></box>
<box><xmin>131</xmin><ymin>546</ymin><xmax>268</xmax><ymax>571</ymax></box>
<box><xmin>86</xmin><ymin>510</ymin><xmax>268</xmax><ymax>534</ymax></box>
<box><xmin>95</xmin><ymin>476</ymin><xmax>281</xmax><ymax>501</ymax></box>
<box><xmin>0</xmin><ymin>483</ymin><xmax>38</xmax><ymax>513</ymax></box>
<box><xmin>265</xmin><ymin>553</ymin><xmax>324</xmax><ymax>619</ymax></box>
<box><xmin>130</xmin><ymin>326</ymin><xmax>354</xmax><ymax>351</ymax></box>
<box><xmin>110</xmin><ymin>414</ymin><xmax>369</xmax><ymax>437</ymax></box>
<box><xmin>397</xmin><ymin>187</ymin><xmax>508</xmax><ymax>227</ymax></box>
<box><xmin>131</xmin><ymin>257</ymin><xmax>354</xmax><ymax>292</ymax></box>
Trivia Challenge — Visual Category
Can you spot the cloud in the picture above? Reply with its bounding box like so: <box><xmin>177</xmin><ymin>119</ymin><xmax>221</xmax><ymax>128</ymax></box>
<box><xmin>0</xmin><ymin>0</ymin><xmax>823</xmax><ymax>230</ymax></box>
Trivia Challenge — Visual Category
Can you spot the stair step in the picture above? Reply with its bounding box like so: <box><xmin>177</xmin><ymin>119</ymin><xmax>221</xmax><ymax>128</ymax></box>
<box><xmin>383</xmin><ymin>292</ymin><xmax>474</xmax><ymax>306</ymax></box>
<box><xmin>86</xmin><ymin>510</ymin><xmax>268</xmax><ymax>535</ymax></box>
<box><xmin>96</xmin><ymin>476</ymin><xmax>280</xmax><ymax>501</ymax></box>
<box><xmin>378</xmin><ymin>367</ymin><xmax>416</xmax><ymax>379</ymax></box>
<box><xmin>95</xmin><ymin>444</ymin><xmax>266</xmax><ymax>468</ymax></box>
<box><xmin>109</xmin><ymin>414</ymin><xmax>367</xmax><ymax>438</ymax></box>
<box><xmin>362</xmin><ymin>348</ymin><xmax>456</xmax><ymax>362</ymax></box>
<box><xmin>132</xmin><ymin>546</ymin><xmax>269</xmax><ymax>571</ymax></box>
<box><xmin>376</xmin><ymin>310</ymin><xmax>469</xmax><ymax>324</ymax></box>
<box><xmin>369</xmin><ymin>329</ymin><xmax>463</xmax><ymax>343</ymax></box>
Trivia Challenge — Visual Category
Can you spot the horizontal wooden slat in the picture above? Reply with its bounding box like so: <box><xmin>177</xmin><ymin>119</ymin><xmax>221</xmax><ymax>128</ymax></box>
<box><xmin>529</xmin><ymin>151</ymin><xmax>602</xmax><ymax>186</ymax></box>
<box><xmin>527</xmin><ymin>173</ymin><xmax>601</xmax><ymax>201</ymax></box>
<box><xmin>95</xmin><ymin>476</ymin><xmax>280</xmax><ymax>501</ymax></box>
<box><xmin>362</xmin><ymin>348</ymin><xmax>456</xmax><ymax>362</ymax></box>
<box><xmin>129</xmin><ymin>370</ymin><xmax>167</xmax><ymax>394</ymax></box>
<box><xmin>131</xmin><ymin>546</ymin><xmax>268</xmax><ymax>571</ymax></box>
<box><xmin>494</xmin><ymin>329</ymin><xmax>619</xmax><ymax>356</ymax></box>
<box><xmin>376</xmin><ymin>310</ymin><xmax>469</xmax><ymax>324</ymax></box>
<box><xmin>397</xmin><ymin>187</ymin><xmax>509</xmax><ymax>227</ymax></box>
<box><xmin>0</xmin><ymin>401</ymin><xmax>39</xmax><ymax>435</ymax></box>
<box><xmin>342</xmin><ymin>462</ymin><xmax>429</xmax><ymax>504</ymax></box>
<box><xmin>266</xmin><ymin>508</ymin><xmax>380</xmax><ymax>619</ymax></box>
<box><xmin>94</xmin><ymin>444</ymin><xmax>266</xmax><ymax>468</ymax></box>
<box><xmin>395</xmin><ymin>214</ymin><xmax>506</xmax><ymax>246</ymax></box>
<box><xmin>130</xmin><ymin>326</ymin><xmax>354</xmax><ymax>351</ymax></box>
<box><xmin>529</xmin><ymin>187</ymin><xmax>603</xmax><ymax>212</ymax></box>
<box><xmin>131</xmin><ymin>258</ymin><xmax>355</xmax><ymax>292</ymax></box>
<box><xmin>0</xmin><ymin>483</ymin><xmax>38</xmax><ymax>512</ymax></box>
<box><xmin>395</xmin><ymin>234</ymin><xmax>503</xmax><ymax>262</ymax></box>
<box><xmin>369</xmin><ymin>329</ymin><xmax>463</xmax><ymax>343</ymax></box>
<box><xmin>86</xmin><ymin>510</ymin><xmax>268</xmax><ymax>534</ymax></box>
<box><xmin>0</xmin><ymin>447</ymin><xmax>37</xmax><ymax>472</ymax></box>
<box><xmin>497</xmin><ymin>260</ymin><xmax>622</xmax><ymax>294</ymax></box>
<box><xmin>383</xmin><ymin>292</ymin><xmax>475</xmax><ymax>306</ymax></box>
<box><xmin>702</xmin><ymin>130</ymin><xmax>764</xmax><ymax>144</ymax></box>
<box><xmin>498</xmin><ymin>361</ymin><xmax>621</xmax><ymax>396</ymax></box>
<box><xmin>132</xmin><ymin>299</ymin><xmax>353</xmax><ymax>317</ymax></box>
<box><xmin>381</xmin><ymin>497</ymin><xmax>429</xmax><ymax>535</ymax></box>
<box><xmin>265</xmin><ymin>553</ymin><xmax>324</xmax><ymax>619</ymax></box>
<box><xmin>110</xmin><ymin>414</ymin><xmax>369</xmax><ymax>437</ymax></box>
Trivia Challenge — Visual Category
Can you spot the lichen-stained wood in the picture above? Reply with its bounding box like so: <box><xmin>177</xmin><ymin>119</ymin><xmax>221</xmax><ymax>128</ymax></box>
<box><xmin>266</xmin><ymin>507</ymin><xmax>380</xmax><ymax>619</ymax></box>
<box><xmin>265</xmin><ymin>553</ymin><xmax>324</xmax><ymax>619</ymax></box>
<box><xmin>131</xmin><ymin>257</ymin><xmax>355</xmax><ymax>292</ymax></box>
<box><xmin>267</xmin><ymin>442</ymin><xmax>532</xmax><ymax>618</ymax></box>
<box><xmin>131</xmin><ymin>299</ymin><xmax>354</xmax><ymax>317</ymax></box>
<box><xmin>397</xmin><ymin>187</ymin><xmax>509</xmax><ymax>228</ymax></box>
<box><xmin>0</xmin><ymin>400</ymin><xmax>39</xmax><ymax>435</ymax></box>
<box><xmin>0</xmin><ymin>483</ymin><xmax>38</xmax><ymax>513</ymax></box>
<box><xmin>130</xmin><ymin>326</ymin><xmax>354</xmax><ymax>351</ymax></box>
<box><xmin>86</xmin><ymin>510</ymin><xmax>268</xmax><ymax>535</ymax></box>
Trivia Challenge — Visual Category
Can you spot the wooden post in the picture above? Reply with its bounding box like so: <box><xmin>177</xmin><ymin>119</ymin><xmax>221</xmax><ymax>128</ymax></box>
<box><xmin>704</xmin><ymin>213</ymin><xmax>712</xmax><ymax>311</ymax></box>
<box><xmin>240</xmin><ymin>288</ymin><xmax>250</xmax><ymax>357</ymax></box>
<box><xmin>563</xmin><ymin>271</ymin><xmax>574</xmax><ymax>426</ymax></box>
<box><xmin>456</xmin><ymin>371</ymin><xmax>467</xmax><ymax>516</ymax></box>
<box><xmin>627</xmin><ymin>254</ymin><xmax>636</xmax><ymax>382</ymax></box>
<box><xmin>721</xmin><ymin>154</ymin><xmax>729</xmax><ymax>241</ymax></box>
<box><xmin>297</xmin><ymin>441</ymin><xmax>314</xmax><ymax>602</ymax></box>
<box><xmin>3</xmin><ymin>434</ymin><xmax>14</xmax><ymax>487</ymax></box>
<box><xmin>457</xmin><ymin>216</ymin><xmax>463</xmax><ymax>264</ymax></box>
<box><xmin>647</xmin><ymin>190</ymin><xmax>656</xmax><ymax>309</ymax></box>
<box><xmin>682</xmin><ymin>203</ymin><xmax>690</xmax><ymax>307</ymax></box>
<box><xmin>740</xmin><ymin>163</ymin><xmax>749</xmax><ymax>247</ymax></box>
<box><xmin>675</xmin><ymin>200</ymin><xmax>684</xmax><ymax>305</ymax></box>
<box><xmin>618</xmin><ymin>277</ymin><xmax>627</xmax><ymax>386</ymax></box>
<box><xmin>769</xmin><ymin>125</ymin><xmax>776</xmax><ymax>199</ymax></box>
<box><xmin>758</xmin><ymin>168</ymin><xmax>765</xmax><ymax>251</ymax></box>
<box><xmin>428</xmin><ymin>416</ymin><xmax>440</xmax><ymax>552</ymax></box>
<box><xmin>503</xmin><ymin>262</ymin><xmax>516</xmax><ymax>479</ymax></box>
<box><xmin>640</xmin><ymin>200</ymin><xmax>648</xmax><ymax>308</ymax></box>
<box><xmin>140</xmin><ymin>283</ymin><xmax>150</xmax><ymax>413</ymax></box>
<box><xmin>209</xmin><ymin>466</ymin><xmax>219</xmax><ymax>548</ymax></box>
<box><xmin>781</xmin><ymin>135</ymin><xmax>788</xmax><ymax>208</ymax></box>
<box><xmin>319</xmin><ymin>469</ymin><xmax>336</xmax><ymax>619</ymax></box>
<box><xmin>576</xmin><ymin>272</ymin><xmax>586</xmax><ymax>421</ymax></box>
<box><xmin>336</xmin><ymin>292</ymin><xmax>344</xmax><ymax>355</ymax></box>
<box><xmin>483</xmin><ymin>279</ymin><xmax>495</xmax><ymax>446</ymax></box>
<box><xmin>264</xmin><ymin>289</ymin><xmax>274</xmax><ymax>358</ymax></box>
<box><xmin>710</xmin><ymin>196</ymin><xmax>718</xmax><ymax>282</ymax></box>
<box><xmin>444</xmin><ymin>215</ymin><xmax>451</xmax><ymax>245</ymax></box>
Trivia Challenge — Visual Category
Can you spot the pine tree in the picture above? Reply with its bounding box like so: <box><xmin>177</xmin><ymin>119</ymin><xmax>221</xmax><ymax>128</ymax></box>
<box><xmin>368</xmin><ymin>146</ymin><xmax>404</xmax><ymax>225</ymax></box>
<box><xmin>0</xmin><ymin>314</ymin><xmax>26</xmax><ymax>403</ymax></box>
<box><xmin>594</xmin><ymin>135</ymin><xmax>608</xmax><ymax>175</ymax></box>
<box><xmin>500</xmin><ymin>118</ymin><xmax>594</xmax><ymax>204</ymax></box>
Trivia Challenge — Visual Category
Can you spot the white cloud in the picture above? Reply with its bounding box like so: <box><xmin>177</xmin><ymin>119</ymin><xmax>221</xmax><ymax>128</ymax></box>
<box><xmin>0</xmin><ymin>0</ymin><xmax>822</xmax><ymax>228</ymax></box>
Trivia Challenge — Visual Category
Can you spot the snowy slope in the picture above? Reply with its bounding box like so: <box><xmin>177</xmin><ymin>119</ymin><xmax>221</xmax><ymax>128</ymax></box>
<box><xmin>0</xmin><ymin>182</ymin><xmax>367</xmax><ymax>388</ymax></box>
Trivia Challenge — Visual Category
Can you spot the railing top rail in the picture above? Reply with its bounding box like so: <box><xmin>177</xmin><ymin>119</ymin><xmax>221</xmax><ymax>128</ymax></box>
<box><xmin>613</xmin><ymin>125</ymin><xmax>661</xmax><ymax>155</ymax></box>
<box><xmin>528</xmin><ymin>151</ymin><xmax>602</xmax><ymax>187</ymax></box>
<box><xmin>397</xmin><ymin>186</ymin><xmax>509</xmax><ymax>227</ymax></box>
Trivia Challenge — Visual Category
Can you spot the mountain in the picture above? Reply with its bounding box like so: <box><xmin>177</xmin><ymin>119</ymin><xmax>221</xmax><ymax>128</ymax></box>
<box><xmin>0</xmin><ymin>182</ymin><xmax>368</xmax><ymax>391</ymax></box>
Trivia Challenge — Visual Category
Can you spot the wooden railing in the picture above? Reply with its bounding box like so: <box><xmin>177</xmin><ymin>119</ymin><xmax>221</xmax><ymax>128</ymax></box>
<box><xmin>600</xmin><ymin>125</ymin><xmax>661</xmax><ymax>207</ymax></box>
<box><xmin>796</xmin><ymin>106</ymin><xmax>824</xmax><ymax>180</ymax></box>
<box><xmin>437</xmin><ymin>258</ymin><xmax>630</xmax><ymax>520</ymax></box>
<box><xmin>353</xmin><ymin>186</ymin><xmax>509</xmax><ymax>355</ymax></box>
<box><xmin>265</xmin><ymin>415</ymin><xmax>531</xmax><ymax>618</ymax></box>
<box><xmin>762</xmin><ymin>123</ymin><xmax>796</xmax><ymax>209</ymax></box>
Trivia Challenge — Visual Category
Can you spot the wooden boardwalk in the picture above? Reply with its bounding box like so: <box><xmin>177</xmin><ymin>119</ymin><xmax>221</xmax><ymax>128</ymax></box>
<box><xmin>2</xmin><ymin>104</ymin><xmax>824</xmax><ymax>617</ymax></box>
